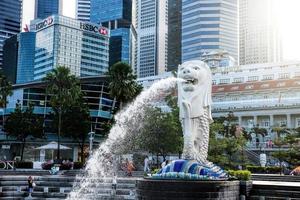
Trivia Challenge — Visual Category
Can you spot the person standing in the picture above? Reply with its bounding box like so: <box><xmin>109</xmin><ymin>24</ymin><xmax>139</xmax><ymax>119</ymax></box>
<box><xmin>144</xmin><ymin>156</ymin><xmax>150</xmax><ymax>173</ymax></box>
<box><xmin>27</xmin><ymin>176</ymin><xmax>34</xmax><ymax>198</ymax></box>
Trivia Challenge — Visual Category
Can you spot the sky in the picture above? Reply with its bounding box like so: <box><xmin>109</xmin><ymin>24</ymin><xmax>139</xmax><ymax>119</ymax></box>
<box><xmin>277</xmin><ymin>0</ymin><xmax>300</xmax><ymax>61</ymax></box>
<box><xmin>22</xmin><ymin>0</ymin><xmax>300</xmax><ymax>62</ymax></box>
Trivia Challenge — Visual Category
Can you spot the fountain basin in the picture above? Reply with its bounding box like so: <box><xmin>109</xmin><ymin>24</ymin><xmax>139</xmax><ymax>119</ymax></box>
<box><xmin>136</xmin><ymin>179</ymin><xmax>240</xmax><ymax>200</ymax></box>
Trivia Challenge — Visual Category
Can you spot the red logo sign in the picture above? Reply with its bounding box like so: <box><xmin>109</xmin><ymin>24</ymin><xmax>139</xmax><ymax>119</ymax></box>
<box><xmin>99</xmin><ymin>28</ymin><xmax>108</xmax><ymax>35</ymax></box>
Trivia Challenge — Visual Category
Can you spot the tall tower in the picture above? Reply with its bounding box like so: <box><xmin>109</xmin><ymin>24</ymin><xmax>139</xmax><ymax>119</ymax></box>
<box><xmin>76</xmin><ymin>0</ymin><xmax>90</xmax><ymax>22</ymax></box>
<box><xmin>35</xmin><ymin>0</ymin><xmax>62</xmax><ymax>19</ymax></box>
<box><xmin>181</xmin><ymin>0</ymin><xmax>239</xmax><ymax>64</ymax></box>
<box><xmin>239</xmin><ymin>0</ymin><xmax>282</xmax><ymax>65</ymax></box>
<box><xmin>0</xmin><ymin>0</ymin><xmax>22</xmax><ymax>69</ymax></box>
<box><xmin>135</xmin><ymin>0</ymin><xmax>168</xmax><ymax>78</ymax></box>
<box><xmin>90</xmin><ymin>0</ymin><xmax>132</xmax><ymax>66</ymax></box>
<box><xmin>167</xmin><ymin>0</ymin><xmax>181</xmax><ymax>71</ymax></box>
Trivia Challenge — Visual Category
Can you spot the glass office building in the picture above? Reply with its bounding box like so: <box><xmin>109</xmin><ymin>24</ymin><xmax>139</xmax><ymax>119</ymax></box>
<box><xmin>17</xmin><ymin>32</ymin><xmax>36</xmax><ymax>84</ymax></box>
<box><xmin>182</xmin><ymin>0</ymin><xmax>239</xmax><ymax>64</ymax></box>
<box><xmin>90</xmin><ymin>0</ymin><xmax>132</xmax><ymax>66</ymax></box>
<box><xmin>29</xmin><ymin>15</ymin><xmax>109</xmax><ymax>81</ymax></box>
<box><xmin>35</xmin><ymin>0</ymin><xmax>62</xmax><ymax>19</ymax></box>
<box><xmin>0</xmin><ymin>0</ymin><xmax>22</xmax><ymax>69</ymax></box>
<box><xmin>3</xmin><ymin>35</ymin><xmax>18</xmax><ymax>83</ymax></box>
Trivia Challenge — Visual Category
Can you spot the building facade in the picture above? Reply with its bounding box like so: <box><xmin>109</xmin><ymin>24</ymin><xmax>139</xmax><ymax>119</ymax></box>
<box><xmin>212</xmin><ymin>62</ymin><xmax>300</xmax><ymax>130</ymax></box>
<box><xmin>181</xmin><ymin>0</ymin><xmax>239</xmax><ymax>64</ymax></box>
<box><xmin>17</xmin><ymin>32</ymin><xmax>36</xmax><ymax>84</ymax></box>
<box><xmin>76</xmin><ymin>0</ymin><xmax>91</xmax><ymax>22</ymax></box>
<box><xmin>134</xmin><ymin>0</ymin><xmax>168</xmax><ymax>78</ymax></box>
<box><xmin>201</xmin><ymin>50</ymin><xmax>235</xmax><ymax>68</ymax></box>
<box><xmin>20</xmin><ymin>15</ymin><xmax>109</xmax><ymax>82</ymax></box>
<box><xmin>90</xmin><ymin>0</ymin><xmax>132</xmax><ymax>66</ymax></box>
<box><xmin>239</xmin><ymin>0</ymin><xmax>282</xmax><ymax>65</ymax></box>
<box><xmin>2</xmin><ymin>75</ymin><xmax>117</xmax><ymax>161</ymax></box>
<box><xmin>0</xmin><ymin>0</ymin><xmax>22</xmax><ymax>69</ymax></box>
<box><xmin>35</xmin><ymin>0</ymin><xmax>62</xmax><ymax>19</ymax></box>
<box><xmin>2</xmin><ymin>35</ymin><xmax>18</xmax><ymax>83</ymax></box>
<box><xmin>167</xmin><ymin>0</ymin><xmax>182</xmax><ymax>71</ymax></box>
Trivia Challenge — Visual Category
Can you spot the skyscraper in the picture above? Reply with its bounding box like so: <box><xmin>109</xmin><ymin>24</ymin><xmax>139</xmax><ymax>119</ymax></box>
<box><xmin>3</xmin><ymin>35</ymin><xmax>18</xmax><ymax>83</ymax></box>
<box><xmin>135</xmin><ymin>0</ymin><xmax>168</xmax><ymax>78</ymax></box>
<box><xmin>76</xmin><ymin>0</ymin><xmax>91</xmax><ymax>22</ymax></box>
<box><xmin>0</xmin><ymin>0</ymin><xmax>22</xmax><ymax>69</ymax></box>
<box><xmin>90</xmin><ymin>0</ymin><xmax>132</xmax><ymax>67</ymax></box>
<box><xmin>35</xmin><ymin>0</ymin><xmax>62</xmax><ymax>19</ymax></box>
<box><xmin>16</xmin><ymin>15</ymin><xmax>109</xmax><ymax>82</ymax></box>
<box><xmin>17</xmin><ymin>32</ymin><xmax>36</xmax><ymax>84</ymax></box>
<box><xmin>167</xmin><ymin>0</ymin><xmax>182</xmax><ymax>71</ymax></box>
<box><xmin>181</xmin><ymin>0</ymin><xmax>239</xmax><ymax>64</ymax></box>
<box><xmin>239</xmin><ymin>0</ymin><xmax>282</xmax><ymax>65</ymax></box>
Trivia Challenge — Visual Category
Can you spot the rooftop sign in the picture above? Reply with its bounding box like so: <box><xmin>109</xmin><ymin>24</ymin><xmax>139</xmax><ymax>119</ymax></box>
<box><xmin>35</xmin><ymin>17</ymin><xmax>53</xmax><ymax>31</ymax></box>
<box><xmin>80</xmin><ymin>22</ymin><xmax>108</xmax><ymax>36</ymax></box>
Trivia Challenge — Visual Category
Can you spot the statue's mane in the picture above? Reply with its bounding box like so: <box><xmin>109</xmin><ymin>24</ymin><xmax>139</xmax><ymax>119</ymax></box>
<box><xmin>178</xmin><ymin>60</ymin><xmax>212</xmax><ymax>106</ymax></box>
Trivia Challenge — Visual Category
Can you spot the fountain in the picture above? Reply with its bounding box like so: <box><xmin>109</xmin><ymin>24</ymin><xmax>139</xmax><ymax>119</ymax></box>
<box><xmin>136</xmin><ymin>60</ymin><xmax>240</xmax><ymax>199</ymax></box>
<box><xmin>68</xmin><ymin>60</ymin><xmax>240</xmax><ymax>200</ymax></box>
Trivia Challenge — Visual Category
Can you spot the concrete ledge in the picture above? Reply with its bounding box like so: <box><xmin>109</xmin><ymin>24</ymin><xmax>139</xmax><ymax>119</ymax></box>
<box><xmin>136</xmin><ymin>179</ymin><xmax>240</xmax><ymax>200</ymax></box>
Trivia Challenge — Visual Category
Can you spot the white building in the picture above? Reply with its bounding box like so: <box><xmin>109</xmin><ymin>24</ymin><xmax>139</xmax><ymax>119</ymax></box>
<box><xmin>76</xmin><ymin>0</ymin><xmax>90</xmax><ymax>22</ymax></box>
<box><xmin>138</xmin><ymin>61</ymin><xmax>300</xmax><ymax>130</ymax></box>
<box><xmin>181</xmin><ymin>0</ymin><xmax>239</xmax><ymax>64</ymax></box>
<box><xmin>239</xmin><ymin>0</ymin><xmax>282</xmax><ymax>65</ymax></box>
<box><xmin>134</xmin><ymin>0</ymin><xmax>168</xmax><ymax>78</ymax></box>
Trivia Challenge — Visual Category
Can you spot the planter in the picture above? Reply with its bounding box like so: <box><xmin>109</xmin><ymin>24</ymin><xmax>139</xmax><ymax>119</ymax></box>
<box><xmin>240</xmin><ymin>180</ymin><xmax>253</xmax><ymax>197</ymax></box>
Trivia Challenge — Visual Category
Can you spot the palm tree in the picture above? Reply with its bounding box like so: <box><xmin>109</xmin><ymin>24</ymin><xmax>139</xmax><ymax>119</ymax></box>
<box><xmin>0</xmin><ymin>74</ymin><xmax>13</xmax><ymax>128</ymax></box>
<box><xmin>107</xmin><ymin>62</ymin><xmax>142</xmax><ymax>109</ymax></box>
<box><xmin>43</xmin><ymin>66</ymin><xmax>81</xmax><ymax>161</ymax></box>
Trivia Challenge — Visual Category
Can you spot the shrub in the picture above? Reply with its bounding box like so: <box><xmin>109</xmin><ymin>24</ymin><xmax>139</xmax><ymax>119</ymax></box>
<box><xmin>228</xmin><ymin>170</ymin><xmax>251</xmax><ymax>181</ymax></box>
<box><xmin>73</xmin><ymin>162</ymin><xmax>84</xmax><ymax>169</ymax></box>
<box><xmin>151</xmin><ymin>168</ymin><xmax>160</xmax><ymax>174</ymax></box>
<box><xmin>60</xmin><ymin>162</ymin><xmax>72</xmax><ymax>170</ymax></box>
<box><xmin>246</xmin><ymin>165</ymin><xmax>282</xmax><ymax>174</ymax></box>
<box><xmin>15</xmin><ymin>161</ymin><xmax>33</xmax><ymax>169</ymax></box>
<box><xmin>42</xmin><ymin>162</ymin><xmax>52</xmax><ymax>170</ymax></box>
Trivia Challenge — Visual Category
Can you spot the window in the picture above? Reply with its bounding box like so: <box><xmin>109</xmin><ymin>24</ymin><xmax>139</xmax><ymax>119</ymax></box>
<box><xmin>245</xmin><ymin>85</ymin><xmax>254</xmax><ymax>90</ymax></box>
<box><xmin>219</xmin><ymin>79</ymin><xmax>230</xmax><ymax>84</ymax></box>
<box><xmin>261</xmin><ymin>121</ymin><xmax>270</xmax><ymax>127</ymax></box>
<box><xmin>279</xmin><ymin>73</ymin><xmax>290</xmax><ymax>79</ymax></box>
<box><xmin>262</xmin><ymin>74</ymin><xmax>274</xmax><ymax>80</ymax></box>
<box><xmin>296</xmin><ymin>118</ymin><xmax>300</xmax><ymax>127</ymax></box>
<box><xmin>277</xmin><ymin>82</ymin><xmax>286</xmax><ymax>87</ymax></box>
<box><xmin>212</xmin><ymin>80</ymin><xmax>217</xmax><ymax>85</ymax></box>
<box><xmin>280</xmin><ymin>121</ymin><xmax>287</xmax><ymax>126</ymax></box>
<box><xmin>233</xmin><ymin>77</ymin><xmax>244</xmax><ymax>83</ymax></box>
<box><xmin>248</xmin><ymin>76</ymin><xmax>259</xmax><ymax>82</ymax></box>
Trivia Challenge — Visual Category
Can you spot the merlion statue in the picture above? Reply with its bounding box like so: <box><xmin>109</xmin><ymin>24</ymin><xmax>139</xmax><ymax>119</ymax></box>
<box><xmin>152</xmin><ymin>60</ymin><xmax>227</xmax><ymax>180</ymax></box>
<box><xmin>177</xmin><ymin>60</ymin><xmax>213</xmax><ymax>164</ymax></box>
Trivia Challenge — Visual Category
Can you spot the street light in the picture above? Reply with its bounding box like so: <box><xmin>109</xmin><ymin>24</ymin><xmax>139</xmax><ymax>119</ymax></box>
<box><xmin>88</xmin><ymin>131</ymin><xmax>95</xmax><ymax>155</ymax></box>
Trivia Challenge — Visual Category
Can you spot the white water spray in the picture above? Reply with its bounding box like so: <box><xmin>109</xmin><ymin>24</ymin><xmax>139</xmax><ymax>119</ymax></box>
<box><xmin>68</xmin><ymin>77</ymin><xmax>178</xmax><ymax>199</ymax></box>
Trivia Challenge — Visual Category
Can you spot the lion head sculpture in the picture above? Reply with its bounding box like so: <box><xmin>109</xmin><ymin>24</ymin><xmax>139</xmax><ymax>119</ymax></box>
<box><xmin>178</xmin><ymin>60</ymin><xmax>212</xmax><ymax>121</ymax></box>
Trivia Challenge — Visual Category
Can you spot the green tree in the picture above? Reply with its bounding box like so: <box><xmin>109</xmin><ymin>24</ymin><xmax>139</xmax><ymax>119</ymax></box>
<box><xmin>43</xmin><ymin>66</ymin><xmax>82</xmax><ymax>160</ymax></box>
<box><xmin>107</xmin><ymin>62</ymin><xmax>142</xmax><ymax>109</ymax></box>
<box><xmin>138</xmin><ymin>107</ymin><xmax>183</xmax><ymax>165</ymax></box>
<box><xmin>0</xmin><ymin>73</ymin><xmax>13</xmax><ymax>128</ymax></box>
<box><xmin>5</xmin><ymin>102</ymin><xmax>44</xmax><ymax>160</ymax></box>
<box><xmin>61</xmin><ymin>97</ymin><xmax>90</xmax><ymax>162</ymax></box>
<box><xmin>0</xmin><ymin>73</ymin><xmax>13</xmax><ymax>108</ymax></box>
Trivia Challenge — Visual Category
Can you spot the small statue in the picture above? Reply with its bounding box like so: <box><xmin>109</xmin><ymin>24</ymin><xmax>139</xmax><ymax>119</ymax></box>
<box><xmin>177</xmin><ymin>60</ymin><xmax>213</xmax><ymax>164</ymax></box>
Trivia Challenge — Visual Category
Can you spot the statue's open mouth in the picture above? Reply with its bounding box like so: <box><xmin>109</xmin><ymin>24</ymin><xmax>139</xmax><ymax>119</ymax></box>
<box><xmin>184</xmin><ymin>78</ymin><xmax>198</xmax><ymax>85</ymax></box>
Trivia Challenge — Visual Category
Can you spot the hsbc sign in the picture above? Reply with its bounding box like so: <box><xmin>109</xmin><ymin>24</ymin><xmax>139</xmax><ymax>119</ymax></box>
<box><xmin>80</xmin><ymin>22</ymin><xmax>108</xmax><ymax>36</ymax></box>
<box><xmin>36</xmin><ymin>17</ymin><xmax>53</xmax><ymax>31</ymax></box>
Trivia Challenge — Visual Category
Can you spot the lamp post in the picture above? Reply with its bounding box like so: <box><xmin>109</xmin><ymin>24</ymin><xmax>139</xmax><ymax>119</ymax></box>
<box><xmin>88</xmin><ymin>131</ymin><xmax>95</xmax><ymax>155</ymax></box>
